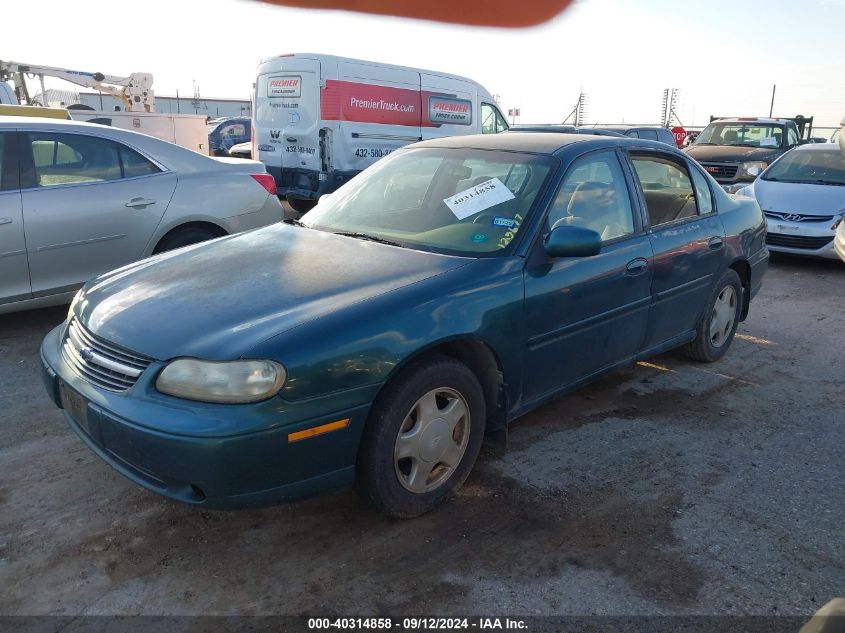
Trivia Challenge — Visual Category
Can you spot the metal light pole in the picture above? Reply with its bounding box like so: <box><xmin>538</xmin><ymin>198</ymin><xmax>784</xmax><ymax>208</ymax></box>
<box><xmin>769</xmin><ymin>84</ymin><xmax>776</xmax><ymax>117</ymax></box>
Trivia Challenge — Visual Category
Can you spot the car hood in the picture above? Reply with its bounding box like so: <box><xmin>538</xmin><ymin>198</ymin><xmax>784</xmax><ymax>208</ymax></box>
<box><xmin>685</xmin><ymin>145</ymin><xmax>782</xmax><ymax>163</ymax></box>
<box><xmin>75</xmin><ymin>224</ymin><xmax>472</xmax><ymax>360</ymax></box>
<box><xmin>754</xmin><ymin>179</ymin><xmax>845</xmax><ymax>215</ymax></box>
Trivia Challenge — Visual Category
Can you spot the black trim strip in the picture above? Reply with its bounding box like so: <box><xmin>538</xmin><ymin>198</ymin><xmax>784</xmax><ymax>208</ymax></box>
<box><xmin>528</xmin><ymin>296</ymin><xmax>652</xmax><ymax>351</ymax></box>
<box><xmin>652</xmin><ymin>274</ymin><xmax>712</xmax><ymax>303</ymax></box>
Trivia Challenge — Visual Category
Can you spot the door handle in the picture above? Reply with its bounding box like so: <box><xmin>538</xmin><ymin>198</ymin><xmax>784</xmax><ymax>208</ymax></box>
<box><xmin>625</xmin><ymin>258</ymin><xmax>649</xmax><ymax>275</ymax></box>
<box><xmin>125</xmin><ymin>198</ymin><xmax>156</xmax><ymax>209</ymax></box>
<box><xmin>708</xmin><ymin>236</ymin><xmax>724</xmax><ymax>249</ymax></box>
<box><xmin>0</xmin><ymin>217</ymin><xmax>12</xmax><ymax>226</ymax></box>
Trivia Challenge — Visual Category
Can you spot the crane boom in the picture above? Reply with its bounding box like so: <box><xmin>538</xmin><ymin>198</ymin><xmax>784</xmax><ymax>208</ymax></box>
<box><xmin>0</xmin><ymin>59</ymin><xmax>155</xmax><ymax>112</ymax></box>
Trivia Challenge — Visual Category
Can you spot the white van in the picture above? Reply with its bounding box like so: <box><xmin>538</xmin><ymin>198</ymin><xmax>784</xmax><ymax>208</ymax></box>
<box><xmin>253</xmin><ymin>53</ymin><xmax>509</xmax><ymax>212</ymax></box>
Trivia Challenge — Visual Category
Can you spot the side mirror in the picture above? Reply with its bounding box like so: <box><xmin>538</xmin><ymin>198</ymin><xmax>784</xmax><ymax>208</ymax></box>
<box><xmin>544</xmin><ymin>225</ymin><xmax>602</xmax><ymax>258</ymax></box>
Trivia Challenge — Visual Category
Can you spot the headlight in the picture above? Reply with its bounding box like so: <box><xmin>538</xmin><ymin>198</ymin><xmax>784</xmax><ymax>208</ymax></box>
<box><xmin>156</xmin><ymin>359</ymin><xmax>286</xmax><ymax>403</ymax></box>
<box><xmin>67</xmin><ymin>289</ymin><xmax>83</xmax><ymax>320</ymax></box>
<box><xmin>740</xmin><ymin>161</ymin><xmax>768</xmax><ymax>178</ymax></box>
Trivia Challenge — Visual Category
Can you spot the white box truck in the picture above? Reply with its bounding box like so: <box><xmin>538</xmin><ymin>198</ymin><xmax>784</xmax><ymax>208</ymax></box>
<box><xmin>253</xmin><ymin>53</ymin><xmax>509</xmax><ymax>212</ymax></box>
<box><xmin>66</xmin><ymin>110</ymin><xmax>209</xmax><ymax>155</ymax></box>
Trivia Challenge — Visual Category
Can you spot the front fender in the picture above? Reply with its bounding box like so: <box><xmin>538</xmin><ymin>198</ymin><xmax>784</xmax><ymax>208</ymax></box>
<box><xmin>245</xmin><ymin>258</ymin><xmax>526</xmax><ymax>413</ymax></box>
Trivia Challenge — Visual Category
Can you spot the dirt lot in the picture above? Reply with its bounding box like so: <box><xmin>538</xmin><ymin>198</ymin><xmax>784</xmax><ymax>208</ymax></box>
<box><xmin>1</xmin><ymin>253</ymin><xmax>843</xmax><ymax>618</ymax></box>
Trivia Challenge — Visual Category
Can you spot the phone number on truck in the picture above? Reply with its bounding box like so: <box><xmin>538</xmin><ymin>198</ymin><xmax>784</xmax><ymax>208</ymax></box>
<box><xmin>354</xmin><ymin>148</ymin><xmax>395</xmax><ymax>158</ymax></box>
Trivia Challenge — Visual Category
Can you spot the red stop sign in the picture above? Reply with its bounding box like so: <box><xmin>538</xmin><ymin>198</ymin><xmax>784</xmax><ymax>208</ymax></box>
<box><xmin>671</xmin><ymin>126</ymin><xmax>687</xmax><ymax>147</ymax></box>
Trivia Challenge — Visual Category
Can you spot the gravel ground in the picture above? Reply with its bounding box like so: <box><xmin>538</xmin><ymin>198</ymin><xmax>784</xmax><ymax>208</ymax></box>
<box><xmin>0</xmin><ymin>252</ymin><xmax>842</xmax><ymax>618</ymax></box>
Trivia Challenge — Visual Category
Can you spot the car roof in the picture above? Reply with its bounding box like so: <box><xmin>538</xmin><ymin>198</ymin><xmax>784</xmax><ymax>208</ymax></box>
<box><xmin>709</xmin><ymin>118</ymin><xmax>788</xmax><ymax>125</ymax></box>
<box><xmin>0</xmin><ymin>115</ymin><xmax>221</xmax><ymax>174</ymax></box>
<box><xmin>411</xmin><ymin>131</ymin><xmax>672</xmax><ymax>155</ymax></box>
<box><xmin>507</xmin><ymin>124</ymin><xmax>625</xmax><ymax>137</ymax></box>
<box><xmin>790</xmin><ymin>143</ymin><xmax>841</xmax><ymax>151</ymax></box>
<box><xmin>588</xmin><ymin>124</ymin><xmax>664</xmax><ymax>131</ymax></box>
<box><xmin>509</xmin><ymin>124</ymin><xmax>575</xmax><ymax>132</ymax></box>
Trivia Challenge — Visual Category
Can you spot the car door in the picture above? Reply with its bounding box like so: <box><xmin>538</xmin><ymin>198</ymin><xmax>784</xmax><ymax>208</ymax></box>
<box><xmin>0</xmin><ymin>131</ymin><xmax>31</xmax><ymax>306</ymax></box>
<box><xmin>623</xmin><ymin>150</ymin><xmax>726</xmax><ymax>350</ymax></box>
<box><xmin>523</xmin><ymin>149</ymin><xmax>653</xmax><ymax>402</ymax></box>
<box><xmin>19</xmin><ymin>130</ymin><xmax>177</xmax><ymax>296</ymax></box>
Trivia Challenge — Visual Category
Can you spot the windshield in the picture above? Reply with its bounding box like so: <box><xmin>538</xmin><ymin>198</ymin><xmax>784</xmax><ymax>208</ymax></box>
<box><xmin>301</xmin><ymin>147</ymin><xmax>554</xmax><ymax>257</ymax></box>
<box><xmin>762</xmin><ymin>149</ymin><xmax>845</xmax><ymax>185</ymax></box>
<box><xmin>694</xmin><ymin>122</ymin><xmax>785</xmax><ymax>148</ymax></box>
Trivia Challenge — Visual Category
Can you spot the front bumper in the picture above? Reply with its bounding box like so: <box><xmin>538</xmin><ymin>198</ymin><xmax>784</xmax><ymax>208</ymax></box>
<box><xmin>40</xmin><ymin>324</ymin><xmax>372</xmax><ymax>508</ymax></box>
<box><xmin>764</xmin><ymin>221</ymin><xmax>839</xmax><ymax>260</ymax></box>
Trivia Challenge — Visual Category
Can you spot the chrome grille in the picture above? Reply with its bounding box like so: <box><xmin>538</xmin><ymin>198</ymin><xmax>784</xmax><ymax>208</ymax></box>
<box><xmin>700</xmin><ymin>163</ymin><xmax>739</xmax><ymax>180</ymax></box>
<box><xmin>62</xmin><ymin>318</ymin><xmax>152</xmax><ymax>392</ymax></box>
<box><xmin>763</xmin><ymin>211</ymin><xmax>835</xmax><ymax>223</ymax></box>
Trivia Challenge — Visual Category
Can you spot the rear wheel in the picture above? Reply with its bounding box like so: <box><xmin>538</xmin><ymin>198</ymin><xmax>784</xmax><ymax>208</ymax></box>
<box><xmin>153</xmin><ymin>227</ymin><xmax>220</xmax><ymax>254</ymax></box>
<box><xmin>287</xmin><ymin>197</ymin><xmax>316</xmax><ymax>214</ymax></box>
<box><xmin>357</xmin><ymin>355</ymin><xmax>486</xmax><ymax>518</ymax></box>
<box><xmin>683</xmin><ymin>268</ymin><xmax>742</xmax><ymax>362</ymax></box>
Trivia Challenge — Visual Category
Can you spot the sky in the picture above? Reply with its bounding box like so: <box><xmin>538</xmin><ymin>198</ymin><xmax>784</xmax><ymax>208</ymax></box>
<box><xmin>4</xmin><ymin>0</ymin><xmax>844</xmax><ymax>129</ymax></box>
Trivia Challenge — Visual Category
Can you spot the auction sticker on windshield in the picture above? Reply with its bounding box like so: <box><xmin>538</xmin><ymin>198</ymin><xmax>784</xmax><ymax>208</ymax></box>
<box><xmin>444</xmin><ymin>178</ymin><xmax>515</xmax><ymax>220</ymax></box>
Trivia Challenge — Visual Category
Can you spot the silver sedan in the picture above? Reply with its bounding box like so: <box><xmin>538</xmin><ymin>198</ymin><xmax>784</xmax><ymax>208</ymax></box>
<box><xmin>0</xmin><ymin>116</ymin><xmax>283</xmax><ymax>314</ymax></box>
<box><xmin>738</xmin><ymin>144</ymin><xmax>845</xmax><ymax>260</ymax></box>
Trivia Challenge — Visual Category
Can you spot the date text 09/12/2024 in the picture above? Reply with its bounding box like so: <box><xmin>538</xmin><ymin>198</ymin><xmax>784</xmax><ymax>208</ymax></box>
<box><xmin>307</xmin><ymin>617</ymin><xmax>528</xmax><ymax>630</ymax></box>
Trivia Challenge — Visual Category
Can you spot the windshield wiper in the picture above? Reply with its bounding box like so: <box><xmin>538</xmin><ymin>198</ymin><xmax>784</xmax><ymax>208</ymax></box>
<box><xmin>284</xmin><ymin>218</ymin><xmax>306</xmax><ymax>227</ymax></box>
<box><xmin>332</xmin><ymin>231</ymin><xmax>403</xmax><ymax>247</ymax></box>
<box><xmin>693</xmin><ymin>142</ymin><xmax>716</xmax><ymax>145</ymax></box>
<box><xmin>810</xmin><ymin>180</ymin><xmax>845</xmax><ymax>186</ymax></box>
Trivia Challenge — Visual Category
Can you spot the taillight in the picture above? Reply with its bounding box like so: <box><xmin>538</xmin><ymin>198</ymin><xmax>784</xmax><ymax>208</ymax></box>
<box><xmin>251</xmin><ymin>123</ymin><xmax>256</xmax><ymax>159</ymax></box>
<box><xmin>251</xmin><ymin>173</ymin><xmax>277</xmax><ymax>196</ymax></box>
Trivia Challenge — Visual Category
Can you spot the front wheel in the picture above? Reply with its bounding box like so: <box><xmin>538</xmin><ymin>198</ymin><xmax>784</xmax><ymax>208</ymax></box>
<box><xmin>683</xmin><ymin>268</ymin><xmax>742</xmax><ymax>362</ymax></box>
<box><xmin>357</xmin><ymin>355</ymin><xmax>486</xmax><ymax>518</ymax></box>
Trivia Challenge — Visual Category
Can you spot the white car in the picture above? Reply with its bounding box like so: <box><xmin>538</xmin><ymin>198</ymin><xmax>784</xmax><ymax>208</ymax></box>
<box><xmin>738</xmin><ymin>144</ymin><xmax>845</xmax><ymax>260</ymax></box>
<box><xmin>835</xmin><ymin>215</ymin><xmax>845</xmax><ymax>263</ymax></box>
<box><xmin>0</xmin><ymin>116</ymin><xmax>283</xmax><ymax>314</ymax></box>
<box><xmin>228</xmin><ymin>141</ymin><xmax>251</xmax><ymax>159</ymax></box>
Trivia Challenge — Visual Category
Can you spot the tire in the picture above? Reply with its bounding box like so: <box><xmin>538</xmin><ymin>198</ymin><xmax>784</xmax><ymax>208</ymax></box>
<box><xmin>153</xmin><ymin>227</ymin><xmax>220</xmax><ymax>254</ymax></box>
<box><xmin>357</xmin><ymin>355</ymin><xmax>486</xmax><ymax>518</ymax></box>
<box><xmin>287</xmin><ymin>197</ymin><xmax>317</xmax><ymax>214</ymax></box>
<box><xmin>683</xmin><ymin>268</ymin><xmax>743</xmax><ymax>362</ymax></box>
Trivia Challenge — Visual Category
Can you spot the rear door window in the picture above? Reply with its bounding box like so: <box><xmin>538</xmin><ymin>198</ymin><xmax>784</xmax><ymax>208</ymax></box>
<box><xmin>28</xmin><ymin>133</ymin><xmax>121</xmax><ymax>187</ymax></box>
<box><xmin>0</xmin><ymin>132</ymin><xmax>19</xmax><ymax>191</ymax></box>
<box><xmin>120</xmin><ymin>145</ymin><xmax>160</xmax><ymax>178</ymax></box>
<box><xmin>25</xmin><ymin>133</ymin><xmax>159</xmax><ymax>187</ymax></box>
<box><xmin>689</xmin><ymin>165</ymin><xmax>714</xmax><ymax>214</ymax></box>
<box><xmin>630</xmin><ymin>153</ymin><xmax>699</xmax><ymax>226</ymax></box>
<box><xmin>637</xmin><ymin>129</ymin><xmax>659</xmax><ymax>141</ymax></box>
